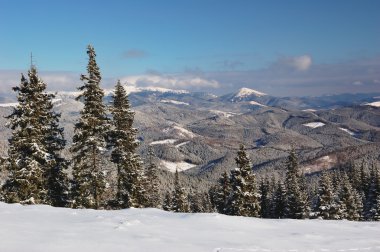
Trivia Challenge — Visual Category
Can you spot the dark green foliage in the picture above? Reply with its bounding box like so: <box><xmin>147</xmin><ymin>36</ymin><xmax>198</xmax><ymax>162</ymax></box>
<box><xmin>145</xmin><ymin>148</ymin><xmax>160</xmax><ymax>208</ymax></box>
<box><xmin>227</xmin><ymin>145</ymin><xmax>260</xmax><ymax>217</ymax></box>
<box><xmin>171</xmin><ymin>169</ymin><xmax>189</xmax><ymax>212</ymax></box>
<box><xmin>364</xmin><ymin>165</ymin><xmax>380</xmax><ymax>220</ymax></box>
<box><xmin>284</xmin><ymin>149</ymin><xmax>309</xmax><ymax>219</ymax></box>
<box><xmin>71</xmin><ymin>45</ymin><xmax>110</xmax><ymax>209</ymax></box>
<box><xmin>339</xmin><ymin>173</ymin><xmax>361</xmax><ymax>220</ymax></box>
<box><xmin>316</xmin><ymin>172</ymin><xmax>340</xmax><ymax>220</ymax></box>
<box><xmin>212</xmin><ymin>171</ymin><xmax>231</xmax><ymax>214</ymax></box>
<box><xmin>162</xmin><ymin>191</ymin><xmax>172</xmax><ymax>211</ymax></box>
<box><xmin>272</xmin><ymin>180</ymin><xmax>286</xmax><ymax>218</ymax></box>
<box><xmin>108</xmin><ymin>80</ymin><xmax>147</xmax><ymax>208</ymax></box>
<box><xmin>3</xmin><ymin>67</ymin><xmax>68</xmax><ymax>205</ymax></box>
<box><xmin>259</xmin><ymin>177</ymin><xmax>271</xmax><ymax>218</ymax></box>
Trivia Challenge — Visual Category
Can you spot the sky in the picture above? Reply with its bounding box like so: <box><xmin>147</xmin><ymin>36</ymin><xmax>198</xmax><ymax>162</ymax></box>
<box><xmin>1</xmin><ymin>0</ymin><xmax>379</xmax><ymax>96</ymax></box>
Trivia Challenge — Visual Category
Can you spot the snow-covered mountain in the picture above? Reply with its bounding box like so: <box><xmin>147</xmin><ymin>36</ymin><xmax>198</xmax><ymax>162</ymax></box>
<box><xmin>1</xmin><ymin>203</ymin><xmax>380</xmax><ymax>252</ymax></box>
<box><xmin>218</xmin><ymin>87</ymin><xmax>268</xmax><ymax>103</ymax></box>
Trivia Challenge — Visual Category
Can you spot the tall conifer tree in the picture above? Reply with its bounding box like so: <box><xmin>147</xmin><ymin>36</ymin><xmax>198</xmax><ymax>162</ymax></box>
<box><xmin>71</xmin><ymin>45</ymin><xmax>109</xmax><ymax>209</ymax></box>
<box><xmin>284</xmin><ymin>149</ymin><xmax>309</xmax><ymax>219</ymax></box>
<box><xmin>109</xmin><ymin>80</ymin><xmax>147</xmax><ymax>208</ymax></box>
<box><xmin>4</xmin><ymin>66</ymin><xmax>67</xmax><ymax>203</ymax></box>
<box><xmin>228</xmin><ymin>145</ymin><xmax>260</xmax><ymax>217</ymax></box>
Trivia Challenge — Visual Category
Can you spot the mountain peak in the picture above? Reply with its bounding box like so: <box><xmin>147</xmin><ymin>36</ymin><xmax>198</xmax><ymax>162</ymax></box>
<box><xmin>235</xmin><ymin>87</ymin><xmax>266</xmax><ymax>98</ymax></box>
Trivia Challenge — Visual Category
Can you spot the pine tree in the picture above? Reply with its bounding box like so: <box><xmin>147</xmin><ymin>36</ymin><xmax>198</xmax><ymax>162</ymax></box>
<box><xmin>145</xmin><ymin>147</ymin><xmax>160</xmax><ymax>208</ymax></box>
<box><xmin>260</xmin><ymin>177</ymin><xmax>271</xmax><ymax>218</ymax></box>
<box><xmin>162</xmin><ymin>191</ymin><xmax>172</xmax><ymax>211</ymax></box>
<box><xmin>339</xmin><ymin>173</ymin><xmax>360</xmax><ymax>221</ymax></box>
<box><xmin>272</xmin><ymin>180</ymin><xmax>286</xmax><ymax>218</ymax></box>
<box><xmin>316</xmin><ymin>171</ymin><xmax>340</xmax><ymax>220</ymax></box>
<box><xmin>171</xmin><ymin>169</ymin><xmax>189</xmax><ymax>212</ymax></box>
<box><xmin>42</xmin><ymin>90</ymin><xmax>69</xmax><ymax>207</ymax></box>
<box><xmin>108</xmin><ymin>80</ymin><xmax>147</xmax><ymax>208</ymax></box>
<box><xmin>364</xmin><ymin>165</ymin><xmax>380</xmax><ymax>220</ymax></box>
<box><xmin>213</xmin><ymin>171</ymin><xmax>231</xmax><ymax>214</ymax></box>
<box><xmin>227</xmin><ymin>145</ymin><xmax>260</xmax><ymax>217</ymax></box>
<box><xmin>71</xmin><ymin>45</ymin><xmax>110</xmax><ymax>209</ymax></box>
<box><xmin>3</xmin><ymin>67</ymin><xmax>54</xmax><ymax>204</ymax></box>
<box><xmin>284</xmin><ymin>149</ymin><xmax>309</xmax><ymax>219</ymax></box>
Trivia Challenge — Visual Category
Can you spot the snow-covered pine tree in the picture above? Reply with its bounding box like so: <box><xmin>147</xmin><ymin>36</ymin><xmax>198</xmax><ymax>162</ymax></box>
<box><xmin>108</xmin><ymin>80</ymin><xmax>147</xmax><ymax>208</ymax></box>
<box><xmin>316</xmin><ymin>171</ymin><xmax>340</xmax><ymax>220</ymax></box>
<box><xmin>162</xmin><ymin>191</ymin><xmax>172</xmax><ymax>211</ymax></box>
<box><xmin>259</xmin><ymin>177</ymin><xmax>271</xmax><ymax>218</ymax></box>
<box><xmin>41</xmin><ymin>85</ymin><xmax>69</xmax><ymax>207</ymax></box>
<box><xmin>284</xmin><ymin>149</ymin><xmax>309</xmax><ymax>219</ymax></box>
<box><xmin>272</xmin><ymin>180</ymin><xmax>286</xmax><ymax>218</ymax></box>
<box><xmin>364</xmin><ymin>165</ymin><xmax>380</xmax><ymax>220</ymax></box>
<box><xmin>339</xmin><ymin>172</ymin><xmax>361</xmax><ymax>221</ymax></box>
<box><xmin>213</xmin><ymin>171</ymin><xmax>231</xmax><ymax>214</ymax></box>
<box><xmin>145</xmin><ymin>147</ymin><xmax>160</xmax><ymax>208</ymax></box>
<box><xmin>171</xmin><ymin>169</ymin><xmax>189</xmax><ymax>212</ymax></box>
<box><xmin>3</xmin><ymin>67</ymin><xmax>56</xmax><ymax>204</ymax></box>
<box><xmin>227</xmin><ymin>145</ymin><xmax>260</xmax><ymax>217</ymax></box>
<box><xmin>71</xmin><ymin>45</ymin><xmax>110</xmax><ymax>209</ymax></box>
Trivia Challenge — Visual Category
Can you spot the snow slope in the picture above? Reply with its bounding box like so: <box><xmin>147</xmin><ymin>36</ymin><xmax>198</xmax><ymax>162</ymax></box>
<box><xmin>235</xmin><ymin>87</ymin><xmax>267</xmax><ymax>98</ymax></box>
<box><xmin>0</xmin><ymin>203</ymin><xmax>380</xmax><ymax>252</ymax></box>
<box><xmin>303</xmin><ymin>122</ymin><xmax>326</xmax><ymax>129</ymax></box>
<box><xmin>364</xmin><ymin>101</ymin><xmax>380</xmax><ymax>107</ymax></box>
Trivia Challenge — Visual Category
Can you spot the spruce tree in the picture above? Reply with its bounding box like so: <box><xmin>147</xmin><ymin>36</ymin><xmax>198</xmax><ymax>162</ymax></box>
<box><xmin>213</xmin><ymin>171</ymin><xmax>231</xmax><ymax>214</ymax></box>
<box><xmin>71</xmin><ymin>45</ymin><xmax>110</xmax><ymax>209</ymax></box>
<box><xmin>171</xmin><ymin>169</ymin><xmax>189</xmax><ymax>212</ymax></box>
<box><xmin>284</xmin><ymin>149</ymin><xmax>309</xmax><ymax>219</ymax></box>
<box><xmin>227</xmin><ymin>145</ymin><xmax>260</xmax><ymax>217</ymax></box>
<box><xmin>339</xmin><ymin>173</ymin><xmax>360</xmax><ymax>221</ymax></box>
<box><xmin>162</xmin><ymin>191</ymin><xmax>172</xmax><ymax>211</ymax></box>
<box><xmin>145</xmin><ymin>147</ymin><xmax>160</xmax><ymax>208</ymax></box>
<box><xmin>3</xmin><ymin>67</ymin><xmax>55</xmax><ymax>204</ymax></box>
<box><xmin>259</xmin><ymin>177</ymin><xmax>271</xmax><ymax>218</ymax></box>
<box><xmin>42</xmin><ymin>90</ymin><xmax>69</xmax><ymax>207</ymax></box>
<box><xmin>316</xmin><ymin>171</ymin><xmax>340</xmax><ymax>220</ymax></box>
<box><xmin>364</xmin><ymin>165</ymin><xmax>380</xmax><ymax>220</ymax></box>
<box><xmin>108</xmin><ymin>80</ymin><xmax>147</xmax><ymax>208</ymax></box>
<box><xmin>272</xmin><ymin>180</ymin><xmax>286</xmax><ymax>218</ymax></box>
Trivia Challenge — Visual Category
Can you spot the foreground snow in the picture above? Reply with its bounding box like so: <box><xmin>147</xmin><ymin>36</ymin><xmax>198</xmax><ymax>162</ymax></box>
<box><xmin>0</xmin><ymin>203</ymin><xmax>380</xmax><ymax>252</ymax></box>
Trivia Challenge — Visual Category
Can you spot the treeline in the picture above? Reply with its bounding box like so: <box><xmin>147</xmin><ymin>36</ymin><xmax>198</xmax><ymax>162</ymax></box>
<box><xmin>0</xmin><ymin>45</ymin><xmax>379</xmax><ymax>222</ymax></box>
<box><xmin>209</xmin><ymin>147</ymin><xmax>380</xmax><ymax>221</ymax></box>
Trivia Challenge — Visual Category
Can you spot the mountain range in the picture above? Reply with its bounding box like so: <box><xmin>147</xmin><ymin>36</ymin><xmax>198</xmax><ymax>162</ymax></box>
<box><xmin>0</xmin><ymin>86</ymin><xmax>379</xmax><ymax>187</ymax></box>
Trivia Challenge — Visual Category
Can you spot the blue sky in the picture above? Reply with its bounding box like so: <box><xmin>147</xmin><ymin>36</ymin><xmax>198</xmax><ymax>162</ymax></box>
<box><xmin>1</xmin><ymin>0</ymin><xmax>379</xmax><ymax>96</ymax></box>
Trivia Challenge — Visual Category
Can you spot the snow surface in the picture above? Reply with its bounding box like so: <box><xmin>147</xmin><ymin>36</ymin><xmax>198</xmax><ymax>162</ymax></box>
<box><xmin>339</xmin><ymin>127</ymin><xmax>356</xmax><ymax>136</ymax></box>
<box><xmin>302</xmin><ymin>109</ymin><xmax>317</xmax><ymax>112</ymax></box>
<box><xmin>163</xmin><ymin>125</ymin><xmax>196</xmax><ymax>139</ymax></box>
<box><xmin>235</xmin><ymin>87</ymin><xmax>267</xmax><ymax>98</ymax></box>
<box><xmin>149</xmin><ymin>139</ymin><xmax>177</xmax><ymax>146</ymax></box>
<box><xmin>248</xmin><ymin>101</ymin><xmax>267</xmax><ymax>107</ymax></box>
<box><xmin>0</xmin><ymin>203</ymin><xmax>380</xmax><ymax>252</ymax></box>
<box><xmin>160</xmin><ymin>160</ymin><xmax>196</xmax><ymax>172</ymax></box>
<box><xmin>160</xmin><ymin>99</ymin><xmax>190</xmax><ymax>106</ymax></box>
<box><xmin>364</xmin><ymin>101</ymin><xmax>380</xmax><ymax>107</ymax></box>
<box><xmin>0</xmin><ymin>99</ymin><xmax>61</xmax><ymax>108</ymax></box>
<box><xmin>175</xmin><ymin>141</ymin><xmax>190</xmax><ymax>148</ymax></box>
<box><xmin>209</xmin><ymin>110</ymin><xmax>240</xmax><ymax>118</ymax></box>
<box><xmin>303</xmin><ymin>122</ymin><xmax>326</xmax><ymax>129</ymax></box>
<box><xmin>0</xmin><ymin>102</ymin><xmax>18</xmax><ymax>107</ymax></box>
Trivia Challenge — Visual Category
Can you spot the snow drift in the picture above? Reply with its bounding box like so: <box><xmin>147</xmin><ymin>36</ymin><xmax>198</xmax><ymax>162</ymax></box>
<box><xmin>0</xmin><ymin>203</ymin><xmax>380</xmax><ymax>252</ymax></box>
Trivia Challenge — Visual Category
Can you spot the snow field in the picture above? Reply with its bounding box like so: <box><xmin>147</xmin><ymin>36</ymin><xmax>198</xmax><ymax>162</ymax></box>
<box><xmin>0</xmin><ymin>203</ymin><xmax>380</xmax><ymax>252</ymax></box>
<box><xmin>303</xmin><ymin>122</ymin><xmax>326</xmax><ymax>129</ymax></box>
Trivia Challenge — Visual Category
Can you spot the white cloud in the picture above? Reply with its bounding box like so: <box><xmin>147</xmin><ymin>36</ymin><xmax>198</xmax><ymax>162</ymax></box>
<box><xmin>292</xmin><ymin>55</ymin><xmax>312</xmax><ymax>71</ymax></box>
<box><xmin>352</xmin><ymin>81</ymin><xmax>363</xmax><ymax>85</ymax></box>
<box><xmin>120</xmin><ymin>74</ymin><xmax>220</xmax><ymax>90</ymax></box>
